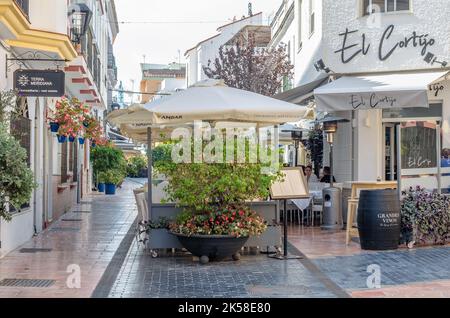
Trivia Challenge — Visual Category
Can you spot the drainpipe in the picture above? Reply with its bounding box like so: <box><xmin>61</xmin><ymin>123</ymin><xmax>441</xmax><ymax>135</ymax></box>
<box><xmin>33</xmin><ymin>98</ymin><xmax>38</xmax><ymax>235</ymax></box>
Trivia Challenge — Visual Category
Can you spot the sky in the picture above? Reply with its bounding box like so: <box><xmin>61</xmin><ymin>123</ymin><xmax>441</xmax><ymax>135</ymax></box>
<box><xmin>113</xmin><ymin>0</ymin><xmax>282</xmax><ymax>101</ymax></box>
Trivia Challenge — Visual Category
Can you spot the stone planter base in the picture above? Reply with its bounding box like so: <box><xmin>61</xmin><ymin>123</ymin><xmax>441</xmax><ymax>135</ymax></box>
<box><xmin>173</xmin><ymin>233</ymin><xmax>248</xmax><ymax>263</ymax></box>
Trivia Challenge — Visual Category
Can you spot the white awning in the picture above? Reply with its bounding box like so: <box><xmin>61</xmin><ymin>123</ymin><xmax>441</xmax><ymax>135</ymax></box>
<box><xmin>314</xmin><ymin>71</ymin><xmax>448</xmax><ymax>112</ymax></box>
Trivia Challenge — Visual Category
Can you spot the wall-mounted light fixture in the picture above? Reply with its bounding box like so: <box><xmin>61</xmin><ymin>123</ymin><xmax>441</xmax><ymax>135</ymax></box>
<box><xmin>314</xmin><ymin>59</ymin><xmax>332</xmax><ymax>73</ymax></box>
<box><xmin>68</xmin><ymin>3</ymin><xmax>92</xmax><ymax>45</ymax></box>
<box><xmin>424</xmin><ymin>52</ymin><xmax>448</xmax><ymax>68</ymax></box>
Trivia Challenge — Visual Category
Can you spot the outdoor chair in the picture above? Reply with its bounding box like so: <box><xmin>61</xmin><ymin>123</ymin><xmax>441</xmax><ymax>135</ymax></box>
<box><xmin>133</xmin><ymin>189</ymin><xmax>149</xmax><ymax>248</ymax></box>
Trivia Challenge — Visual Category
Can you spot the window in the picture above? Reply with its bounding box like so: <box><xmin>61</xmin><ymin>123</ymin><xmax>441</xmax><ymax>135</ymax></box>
<box><xmin>309</xmin><ymin>0</ymin><xmax>315</xmax><ymax>35</ymax></box>
<box><xmin>297</xmin><ymin>0</ymin><xmax>302</xmax><ymax>49</ymax></box>
<box><xmin>363</xmin><ymin>0</ymin><xmax>410</xmax><ymax>16</ymax></box>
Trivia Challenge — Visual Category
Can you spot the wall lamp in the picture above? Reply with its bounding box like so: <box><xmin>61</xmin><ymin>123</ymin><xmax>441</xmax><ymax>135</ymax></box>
<box><xmin>314</xmin><ymin>59</ymin><xmax>332</xmax><ymax>73</ymax></box>
<box><xmin>424</xmin><ymin>52</ymin><xmax>448</xmax><ymax>68</ymax></box>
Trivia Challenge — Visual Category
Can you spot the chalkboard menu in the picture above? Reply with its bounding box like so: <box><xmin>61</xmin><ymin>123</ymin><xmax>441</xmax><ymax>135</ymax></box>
<box><xmin>401</xmin><ymin>121</ymin><xmax>437</xmax><ymax>170</ymax></box>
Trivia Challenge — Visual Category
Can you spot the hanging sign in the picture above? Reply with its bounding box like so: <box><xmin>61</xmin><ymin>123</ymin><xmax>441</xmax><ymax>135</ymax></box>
<box><xmin>14</xmin><ymin>69</ymin><xmax>65</xmax><ymax>97</ymax></box>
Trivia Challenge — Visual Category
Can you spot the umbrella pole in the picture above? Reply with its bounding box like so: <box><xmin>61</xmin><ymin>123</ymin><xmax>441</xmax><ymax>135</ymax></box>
<box><xmin>147</xmin><ymin>127</ymin><xmax>152</xmax><ymax>221</ymax></box>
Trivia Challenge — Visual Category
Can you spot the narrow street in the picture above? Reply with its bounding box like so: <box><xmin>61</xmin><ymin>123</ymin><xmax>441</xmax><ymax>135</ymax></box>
<box><xmin>0</xmin><ymin>181</ymin><xmax>138</xmax><ymax>297</ymax></box>
<box><xmin>1</xmin><ymin>180</ymin><xmax>449</xmax><ymax>298</ymax></box>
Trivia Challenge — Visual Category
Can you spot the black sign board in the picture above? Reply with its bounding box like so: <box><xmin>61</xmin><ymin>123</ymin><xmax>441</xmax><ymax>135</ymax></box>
<box><xmin>401</xmin><ymin>121</ymin><xmax>437</xmax><ymax>170</ymax></box>
<box><xmin>14</xmin><ymin>69</ymin><xmax>65</xmax><ymax>97</ymax></box>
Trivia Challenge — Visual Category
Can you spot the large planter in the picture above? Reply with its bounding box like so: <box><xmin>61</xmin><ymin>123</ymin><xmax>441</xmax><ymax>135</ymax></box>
<box><xmin>172</xmin><ymin>233</ymin><xmax>248</xmax><ymax>264</ymax></box>
<box><xmin>105</xmin><ymin>183</ymin><xmax>116</xmax><ymax>195</ymax></box>
<box><xmin>98</xmin><ymin>183</ymin><xmax>105</xmax><ymax>193</ymax></box>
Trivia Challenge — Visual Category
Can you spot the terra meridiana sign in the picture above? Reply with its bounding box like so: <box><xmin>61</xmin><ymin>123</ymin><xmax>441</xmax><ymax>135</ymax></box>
<box><xmin>14</xmin><ymin>69</ymin><xmax>65</xmax><ymax>97</ymax></box>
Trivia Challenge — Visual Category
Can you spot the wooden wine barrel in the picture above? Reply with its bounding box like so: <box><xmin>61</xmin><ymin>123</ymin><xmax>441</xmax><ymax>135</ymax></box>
<box><xmin>357</xmin><ymin>189</ymin><xmax>401</xmax><ymax>250</ymax></box>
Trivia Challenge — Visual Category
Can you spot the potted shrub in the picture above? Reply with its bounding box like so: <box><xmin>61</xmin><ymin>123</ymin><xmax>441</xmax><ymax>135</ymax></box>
<box><xmin>0</xmin><ymin>123</ymin><xmax>37</xmax><ymax>221</ymax></box>
<box><xmin>154</xmin><ymin>142</ymin><xmax>281</xmax><ymax>264</ymax></box>
<box><xmin>97</xmin><ymin>171</ymin><xmax>106</xmax><ymax>193</ymax></box>
<box><xmin>91</xmin><ymin>144</ymin><xmax>127</xmax><ymax>179</ymax></box>
<box><xmin>401</xmin><ymin>186</ymin><xmax>450</xmax><ymax>247</ymax></box>
<box><xmin>101</xmin><ymin>170</ymin><xmax>124</xmax><ymax>195</ymax></box>
<box><xmin>127</xmin><ymin>155</ymin><xmax>148</xmax><ymax>178</ymax></box>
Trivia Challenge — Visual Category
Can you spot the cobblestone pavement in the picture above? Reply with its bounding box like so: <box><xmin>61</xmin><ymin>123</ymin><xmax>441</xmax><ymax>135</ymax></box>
<box><xmin>289</xmin><ymin>226</ymin><xmax>450</xmax><ymax>297</ymax></box>
<box><xmin>0</xmin><ymin>181</ymin><xmax>138</xmax><ymax>298</ymax></box>
<box><xmin>108</xmin><ymin>241</ymin><xmax>341</xmax><ymax>298</ymax></box>
<box><xmin>311</xmin><ymin>246</ymin><xmax>450</xmax><ymax>295</ymax></box>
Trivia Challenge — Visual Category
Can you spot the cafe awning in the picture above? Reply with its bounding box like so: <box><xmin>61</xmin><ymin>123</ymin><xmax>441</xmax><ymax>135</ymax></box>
<box><xmin>314</xmin><ymin>71</ymin><xmax>448</xmax><ymax>112</ymax></box>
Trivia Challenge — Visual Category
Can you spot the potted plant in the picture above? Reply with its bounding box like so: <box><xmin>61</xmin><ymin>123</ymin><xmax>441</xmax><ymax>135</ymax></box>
<box><xmin>101</xmin><ymin>170</ymin><xmax>124</xmax><ymax>195</ymax></box>
<box><xmin>91</xmin><ymin>144</ymin><xmax>127</xmax><ymax>194</ymax></box>
<box><xmin>97</xmin><ymin>172</ymin><xmax>106</xmax><ymax>193</ymax></box>
<box><xmin>154</xmin><ymin>141</ymin><xmax>281</xmax><ymax>264</ymax></box>
<box><xmin>0</xmin><ymin>123</ymin><xmax>37</xmax><ymax>221</ymax></box>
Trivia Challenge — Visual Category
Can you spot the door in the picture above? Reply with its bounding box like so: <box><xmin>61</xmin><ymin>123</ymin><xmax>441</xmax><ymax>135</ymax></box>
<box><xmin>383</xmin><ymin>123</ymin><xmax>398</xmax><ymax>181</ymax></box>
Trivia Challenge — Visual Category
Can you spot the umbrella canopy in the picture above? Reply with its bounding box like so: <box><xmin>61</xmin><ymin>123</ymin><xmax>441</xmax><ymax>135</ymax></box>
<box><xmin>107</xmin><ymin>80</ymin><xmax>308</xmax><ymax>131</ymax></box>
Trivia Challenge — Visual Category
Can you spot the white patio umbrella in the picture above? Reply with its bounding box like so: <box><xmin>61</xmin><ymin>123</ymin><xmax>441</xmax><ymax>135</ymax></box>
<box><xmin>106</xmin><ymin>79</ymin><xmax>308</xmax><ymax>214</ymax></box>
<box><xmin>107</xmin><ymin>80</ymin><xmax>307</xmax><ymax>128</ymax></box>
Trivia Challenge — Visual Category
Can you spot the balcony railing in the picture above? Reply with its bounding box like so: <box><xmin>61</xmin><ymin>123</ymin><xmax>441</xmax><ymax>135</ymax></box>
<box><xmin>14</xmin><ymin>0</ymin><xmax>29</xmax><ymax>18</ymax></box>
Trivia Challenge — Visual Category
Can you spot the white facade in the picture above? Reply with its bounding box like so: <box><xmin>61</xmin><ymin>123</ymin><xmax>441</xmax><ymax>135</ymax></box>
<box><xmin>0</xmin><ymin>0</ymin><xmax>118</xmax><ymax>257</ymax></box>
<box><xmin>272</xmin><ymin>0</ymin><xmax>450</xmax><ymax>188</ymax></box>
<box><xmin>185</xmin><ymin>13</ymin><xmax>265</xmax><ymax>87</ymax></box>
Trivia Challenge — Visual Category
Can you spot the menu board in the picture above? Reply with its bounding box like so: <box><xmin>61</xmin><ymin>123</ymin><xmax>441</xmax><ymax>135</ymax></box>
<box><xmin>270</xmin><ymin>168</ymin><xmax>309</xmax><ymax>200</ymax></box>
<box><xmin>400</xmin><ymin>121</ymin><xmax>437</xmax><ymax>170</ymax></box>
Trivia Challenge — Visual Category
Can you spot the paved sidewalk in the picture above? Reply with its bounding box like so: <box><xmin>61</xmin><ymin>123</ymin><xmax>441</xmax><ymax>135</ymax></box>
<box><xmin>0</xmin><ymin>181</ymin><xmax>138</xmax><ymax>298</ymax></box>
<box><xmin>289</xmin><ymin>226</ymin><xmax>450</xmax><ymax>298</ymax></box>
<box><xmin>107</xmin><ymin>241</ymin><xmax>343</xmax><ymax>298</ymax></box>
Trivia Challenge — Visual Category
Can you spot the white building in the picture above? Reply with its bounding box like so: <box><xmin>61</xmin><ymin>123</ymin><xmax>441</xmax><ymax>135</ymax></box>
<box><xmin>185</xmin><ymin>12</ymin><xmax>265</xmax><ymax>87</ymax></box>
<box><xmin>0</xmin><ymin>0</ymin><xmax>118</xmax><ymax>257</ymax></box>
<box><xmin>273</xmin><ymin>0</ymin><xmax>450</xmax><ymax>192</ymax></box>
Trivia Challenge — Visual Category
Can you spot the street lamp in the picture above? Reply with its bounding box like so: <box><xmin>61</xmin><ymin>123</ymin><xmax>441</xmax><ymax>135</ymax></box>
<box><xmin>316</xmin><ymin>115</ymin><xmax>349</xmax><ymax>230</ymax></box>
<box><xmin>68</xmin><ymin>3</ymin><xmax>92</xmax><ymax>45</ymax></box>
<box><xmin>281</xmin><ymin>125</ymin><xmax>304</xmax><ymax>167</ymax></box>
<box><xmin>316</xmin><ymin>116</ymin><xmax>349</xmax><ymax>187</ymax></box>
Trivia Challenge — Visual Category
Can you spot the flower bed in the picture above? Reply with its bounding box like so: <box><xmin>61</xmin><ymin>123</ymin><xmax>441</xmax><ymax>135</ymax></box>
<box><xmin>401</xmin><ymin>186</ymin><xmax>450</xmax><ymax>247</ymax></box>
<box><xmin>169</xmin><ymin>205</ymin><xmax>267</xmax><ymax>238</ymax></box>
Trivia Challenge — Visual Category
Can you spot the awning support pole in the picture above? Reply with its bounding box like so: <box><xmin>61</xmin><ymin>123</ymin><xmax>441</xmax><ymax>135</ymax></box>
<box><xmin>147</xmin><ymin>127</ymin><xmax>152</xmax><ymax>221</ymax></box>
<box><xmin>437</xmin><ymin>125</ymin><xmax>442</xmax><ymax>194</ymax></box>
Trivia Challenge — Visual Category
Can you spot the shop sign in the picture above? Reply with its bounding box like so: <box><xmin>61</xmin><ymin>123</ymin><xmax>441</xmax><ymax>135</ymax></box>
<box><xmin>429</xmin><ymin>82</ymin><xmax>445</xmax><ymax>97</ymax></box>
<box><xmin>334</xmin><ymin>24</ymin><xmax>447</xmax><ymax>66</ymax></box>
<box><xmin>400</xmin><ymin>121</ymin><xmax>437</xmax><ymax>170</ymax></box>
<box><xmin>14</xmin><ymin>69</ymin><xmax>65</xmax><ymax>97</ymax></box>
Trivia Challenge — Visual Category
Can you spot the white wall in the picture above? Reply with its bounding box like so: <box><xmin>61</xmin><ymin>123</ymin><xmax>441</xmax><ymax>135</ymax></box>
<box><xmin>29</xmin><ymin>0</ymin><xmax>68</xmax><ymax>34</ymax></box>
<box><xmin>322</xmin><ymin>0</ymin><xmax>450</xmax><ymax>74</ymax></box>
<box><xmin>186</xmin><ymin>14</ymin><xmax>264</xmax><ymax>86</ymax></box>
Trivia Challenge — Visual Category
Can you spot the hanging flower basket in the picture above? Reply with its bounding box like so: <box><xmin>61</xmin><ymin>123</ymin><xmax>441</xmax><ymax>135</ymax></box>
<box><xmin>68</xmin><ymin>135</ymin><xmax>76</xmax><ymax>143</ymax></box>
<box><xmin>78</xmin><ymin>137</ymin><xmax>85</xmax><ymax>145</ymax></box>
<box><xmin>49</xmin><ymin>122</ymin><xmax>60</xmax><ymax>133</ymax></box>
<box><xmin>91</xmin><ymin>142</ymin><xmax>96</xmax><ymax>148</ymax></box>
<box><xmin>57</xmin><ymin>135</ymin><xmax>67</xmax><ymax>143</ymax></box>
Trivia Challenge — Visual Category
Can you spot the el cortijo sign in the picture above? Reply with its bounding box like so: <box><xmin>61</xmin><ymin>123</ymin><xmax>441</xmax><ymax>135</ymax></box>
<box><xmin>334</xmin><ymin>24</ymin><xmax>447</xmax><ymax>65</ymax></box>
<box><xmin>14</xmin><ymin>69</ymin><xmax>65</xmax><ymax>97</ymax></box>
